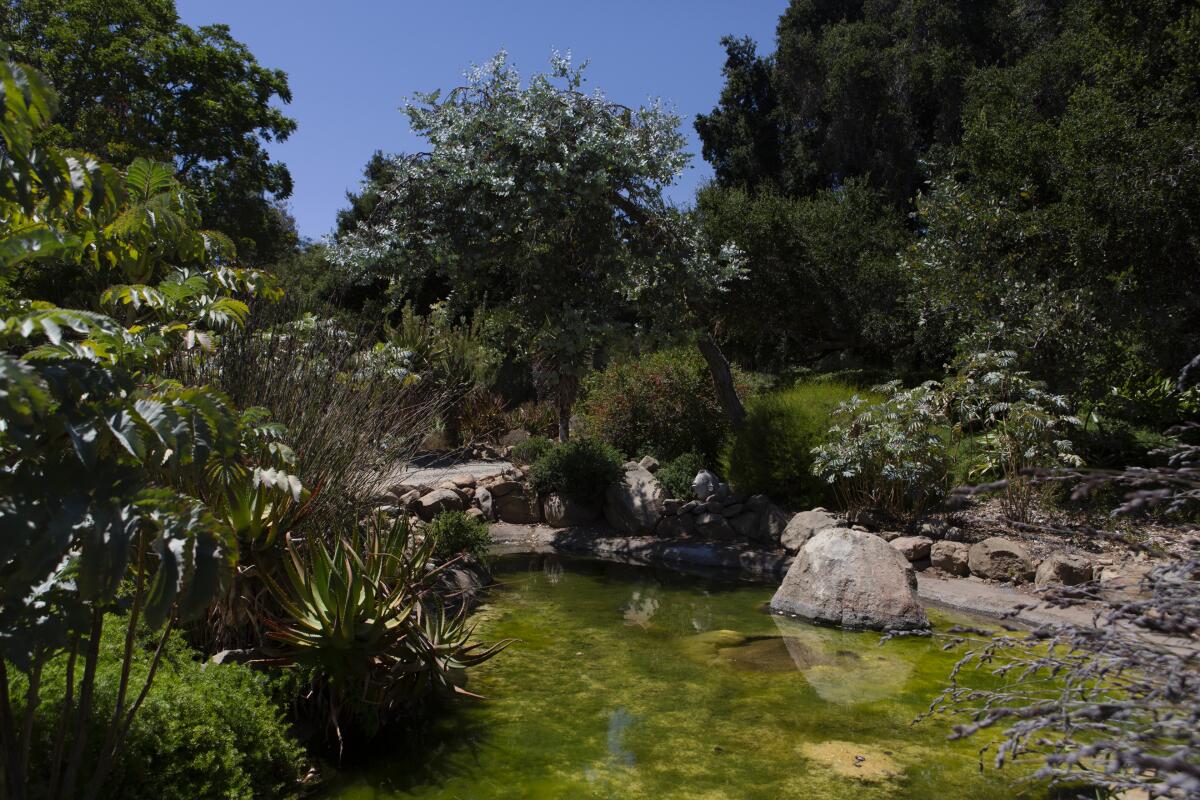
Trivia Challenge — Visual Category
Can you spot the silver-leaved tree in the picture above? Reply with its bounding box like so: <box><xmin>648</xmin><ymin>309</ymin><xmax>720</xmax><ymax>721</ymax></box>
<box><xmin>334</xmin><ymin>51</ymin><xmax>744</xmax><ymax>439</ymax></box>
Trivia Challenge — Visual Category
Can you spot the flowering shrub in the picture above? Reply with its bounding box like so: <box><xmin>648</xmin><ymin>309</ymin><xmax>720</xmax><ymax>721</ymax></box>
<box><xmin>577</xmin><ymin>347</ymin><xmax>736</xmax><ymax>461</ymax></box>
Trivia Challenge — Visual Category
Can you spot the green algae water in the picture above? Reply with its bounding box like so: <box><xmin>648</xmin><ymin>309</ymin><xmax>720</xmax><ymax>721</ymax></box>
<box><xmin>325</xmin><ymin>554</ymin><xmax>1041</xmax><ymax>800</ymax></box>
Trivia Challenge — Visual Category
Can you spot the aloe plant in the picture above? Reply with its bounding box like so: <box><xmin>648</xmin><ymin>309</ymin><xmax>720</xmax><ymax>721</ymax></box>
<box><xmin>263</xmin><ymin>517</ymin><xmax>509</xmax><ymax>749</ymax></box>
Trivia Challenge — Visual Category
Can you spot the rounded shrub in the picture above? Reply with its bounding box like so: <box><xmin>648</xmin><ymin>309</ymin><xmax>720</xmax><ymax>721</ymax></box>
<box><xmin>22</xmin><ymin>620</ymin><xmax>306</xmax><ymax>800</ymax></box>
<box><xmin>724</xmin><ymin>380</ymin><xmax>870</xmax><ymax>505</ymax></box>
<box><xmin>428</xmin><ymin>509</ymin><xmax>491</xmax><ymax>561</ymax></box>
<box><xmin>528</xmin><ymin>438</ymin><xmax>624</xmax><ymax>505</ymax></box>
<box><xmin>576</xmin><ymin>347</ymin><xmax>737</xmax><ymax>462</ymax></box>
<box><xmin>510</xmin><ymin>434</ymin><xmax>555</xmax><ymax>465</ymax></box>
<box><xmin>655</xmin><ymin>452</ymin><xmax>707</xmax><ymax>501</ymax></box>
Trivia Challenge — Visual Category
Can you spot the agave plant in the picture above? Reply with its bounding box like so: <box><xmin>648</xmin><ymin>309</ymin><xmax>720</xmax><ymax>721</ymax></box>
<box><xmin>263</xmin><ymin>516</ymin><xmax>509</xmax><ymax>749</ymax></box>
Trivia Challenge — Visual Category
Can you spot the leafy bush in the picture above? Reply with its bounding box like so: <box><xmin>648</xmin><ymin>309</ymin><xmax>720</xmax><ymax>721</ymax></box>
<box><xmin>812</xmin><ymin>381</ymin><xmax>951</xmax><ymax>520</ymax></box>
<box><xmin>503</xmin><ymin>400</ymin><xmax>559</xmax><ymax>440</ymax></box>
<box><xmin>656</xmin><ymin>452</ymin><xmax>707</xmax><ymax>500</ymax></box>
<box><xmin>577</xmin><ymin>347</ymin><xmax>736</xmax><ymax>462</ymax></box>
<box><xmin>946</xmin><ymin>351</ymin><xmax>1083</xmax><ymax>522</ymax></box>
<box><xmin>528</xmin><ymin>439</ymin><xmax>624</xmax><ymax>505</ymax></box>
<box><xmin>0</xmin><ymin>54</ymin><xmax>304</xmax><ymax>798</ymax></box>
<box><xmin>16</xmin><ymin>620</ymin><xmax>306</xmax><ymax>800</ymax></box>
<box><xmin>510</xmin><ymin>435</ymin><xmax>555</xmax><ymax>465</ymax></box>
<box><xmin>724</xmin><ymin>381</ymin><xmax>866</xmax><ymax>504</ymax></box>
<box><xmin>456</xmin><ymin>389</ymin><xmax>508</xmax><ymax>444</ymax></box>
<box><xmin>265</xmin><ymin>516</ymin><xmax>509</xmax><ymax>744</ymax></box>
<box><xmin>428</xmin><ymin>510</ymin><xmax>491</xmax><ymax>562</ymax></box>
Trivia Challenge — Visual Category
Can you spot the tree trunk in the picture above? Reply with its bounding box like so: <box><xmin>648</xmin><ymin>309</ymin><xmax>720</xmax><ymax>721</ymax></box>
<box><xmin>697</xmin><ymin>335</ymin><xmax>746</xmax><ymax>430</ymax></box>
<box><xmin>557</xmin><ymin>402</ymin><xmax>570</xmax><ymax>442</ymax></box>
<box><xmin>556</xmin><ymin>374</ymin><xmax>578</xmax><ymax>442</ymax></box>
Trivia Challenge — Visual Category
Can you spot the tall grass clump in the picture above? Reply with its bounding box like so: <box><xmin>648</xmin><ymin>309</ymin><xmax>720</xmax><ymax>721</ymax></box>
<box><xmin>724</xmin><ymin>381</ymin><xmax>867</xmax><ymax>504</ymax></box>
<box><xmin>177</xmin><ymin>298</ymin><xmax>448</xmax><ymax>531</ymax></box>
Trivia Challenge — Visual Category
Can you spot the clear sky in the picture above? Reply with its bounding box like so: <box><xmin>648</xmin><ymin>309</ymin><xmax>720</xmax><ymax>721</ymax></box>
<box><xmin>174</xmin><ymin>1</ymin><xmax>787</xmax><ymax>241</ymax></box>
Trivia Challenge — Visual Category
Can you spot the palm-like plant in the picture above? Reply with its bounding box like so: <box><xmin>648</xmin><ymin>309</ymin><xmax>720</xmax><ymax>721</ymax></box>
<box><xmin>263</xmin><ymin>516</ymin><xmax>509</xmax><ymax>750</ymax></box>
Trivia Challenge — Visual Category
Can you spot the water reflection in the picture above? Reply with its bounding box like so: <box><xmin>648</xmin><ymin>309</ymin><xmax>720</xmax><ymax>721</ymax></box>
<box><xmin>542</xmin><ymin>556</ymin><xmax>564</xmax><ymax>585</ymax></box>
<box><xmin>606</xmin><ymin>708</ymin><xmax>637</xmax><ymax>766</ymax></box>
<box><xmin>770</xmin><ymin>615</ymin><xmax>914</xmax><ymax>704</ymax></box>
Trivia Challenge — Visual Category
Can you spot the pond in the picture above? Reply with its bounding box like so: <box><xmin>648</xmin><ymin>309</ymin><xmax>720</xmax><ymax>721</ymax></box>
<box><xmin>325</xmin><ymin>554</ymin><xmax>1043</xmax><ymax>800</ymax></box>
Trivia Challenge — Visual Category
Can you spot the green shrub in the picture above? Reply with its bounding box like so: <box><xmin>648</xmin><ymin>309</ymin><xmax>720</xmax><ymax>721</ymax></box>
<box><xmin>576</xmin><ymin>347</ymin><xmax>738</xmax><ymax>462</ymax></box>
<box><xmin>724</xmin><ymin>381</ymin><xmax>867</xmax><ymax>504</ymax></box>
<box><xmin>656</xmin><ymin>452</ymin><xmax>707</xmax><ymax>500</ymax></box>
<box><xmin>18</xmin><ymin>620</ymin><xmax>306</xmax><ymax>800</ymax></box>
<box><xmin>428</xmin><ymin>510</ymin><xmax>491</xmax><ymax>562</ymax></box>
<box><xmin>528</xmin><ymin>439</ymin><xmax>624</xmax><ymax>505</ymax></box>
<box><xmin>510</xmin><ymin>435</ymin><xmax>555</xmax><ymax>465</ymax></box>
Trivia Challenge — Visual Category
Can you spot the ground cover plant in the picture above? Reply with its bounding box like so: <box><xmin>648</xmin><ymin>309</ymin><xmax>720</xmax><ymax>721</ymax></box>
<box><xmin>428</xmin><ymin>510</ymin><xmax>491</xmax><ymax>563</ymax></box>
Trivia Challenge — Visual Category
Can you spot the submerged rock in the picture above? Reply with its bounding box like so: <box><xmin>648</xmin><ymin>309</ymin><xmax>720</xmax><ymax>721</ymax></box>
<box><xmin>799</xmin><ymin>740</ymin><xmax>901</xmax><ymax>783</ymax></box>
<box><xmin>773</xmin><ymin>616</ymin><xmax>915</xmax><ymax>704</ymax></box>
<box><xmin>770</xmin><ymin>528</ymin><xmax>929</xmax><ymax>631</ymax></box>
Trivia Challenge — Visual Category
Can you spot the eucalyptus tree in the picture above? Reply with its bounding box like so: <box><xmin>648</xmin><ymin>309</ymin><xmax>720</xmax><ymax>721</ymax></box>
<box><xmin>335</xmin><ymin>52</ymin><xmax>744</xmax><ymax>438</ymax></box>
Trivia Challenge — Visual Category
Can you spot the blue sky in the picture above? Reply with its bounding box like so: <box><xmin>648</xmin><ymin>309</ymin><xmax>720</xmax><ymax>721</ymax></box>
<box><xmin>175</xmin><ymin>1</ymin><xmax>787</xmax><ymax>241</ymax></box>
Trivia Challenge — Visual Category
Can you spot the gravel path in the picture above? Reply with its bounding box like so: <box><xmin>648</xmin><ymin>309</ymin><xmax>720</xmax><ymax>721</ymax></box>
<box><xmin>369</xmin><ymin>456</ymin><xmax>515</xmax><ymax>494</ymax></box>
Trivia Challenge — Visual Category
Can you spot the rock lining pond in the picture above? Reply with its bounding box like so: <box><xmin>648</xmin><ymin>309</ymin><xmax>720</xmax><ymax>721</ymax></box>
<box><xmin>322</xmin><ymin>554</ymin><xmax>1047</xmax><ymax>799</ymax></box>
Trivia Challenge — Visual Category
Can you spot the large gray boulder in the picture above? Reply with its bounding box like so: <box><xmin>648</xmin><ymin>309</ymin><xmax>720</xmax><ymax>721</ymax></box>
<box><xmin>781</xmin><ymin>509</ymin><xmax>847</xmax><ymax>553</ymax></box>
<box><xmin>417</xmin><ymin>488</ymin><xmax>464</xmax><ymax>521</ymax></box>
<box><xmin>495</xmin><ymin>488</ymin><xmax>541</xmax><ymax>524</ymax></box>
<box><xmin>695</xmin><ymin>512</ymin><xmax>736</xmax><ymax>540</ymax></box>
<box><xmin>1035</xmin><ymin>552</ymin><xmax>1094</xmax><ymax>588</ymax></box>
<box><xmin>542</xmin><ymin>493</ymin><xmax>600</xmax><ymax>528</ymax></box>
<box><xmin>770</xmin><ymin>528</ymin><xmax>929</xmax><ymax>631</ymax></box>
<box><xmin>930</xmin><ymin>540</ymin><xmax>970</xmax><ymax>576</ymax></box>
<box><xmin>969</xmin><ymin>537</ymin><xmax>1036</xmax><ymax>583</ymax></box>
<box><xmin>604</xmin><ymin>465</ymin><xmax>665</xmax><ymax>534</ymax></box>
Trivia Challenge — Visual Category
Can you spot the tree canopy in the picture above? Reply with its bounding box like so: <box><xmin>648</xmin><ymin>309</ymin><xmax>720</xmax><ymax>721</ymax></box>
<box><xmin>0</xmin><ymin>0</ymin><xmax>298</xmax><ymax>263</ymax></box>
<box><xmin>334</xmin><ymin>52</ymin><xmax>741</xmax><ymax>436</ymax></box>
<box><xmin>695</xmin><ymin>0</ymin><xmax>1200</xmax><ymax>392</ymax></box>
